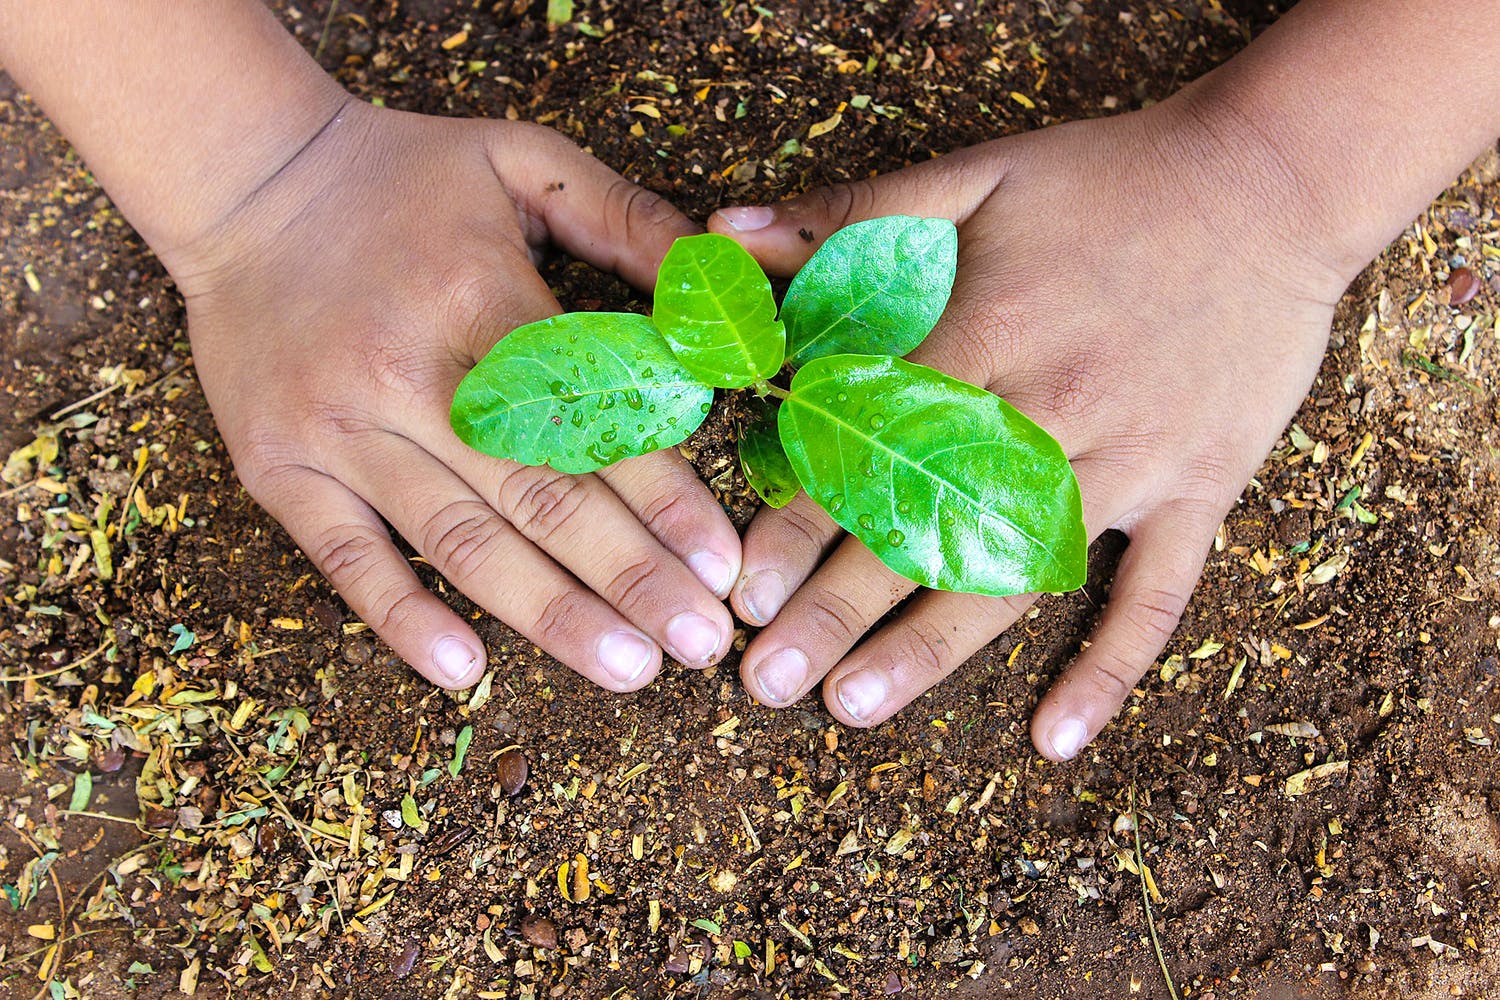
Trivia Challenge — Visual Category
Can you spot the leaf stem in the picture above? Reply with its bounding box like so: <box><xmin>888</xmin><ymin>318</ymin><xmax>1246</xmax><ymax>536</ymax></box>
<box><xmin>753</xmin><ymin>380</ymin><xmax>790</xmax><ymax>401</ymax></box>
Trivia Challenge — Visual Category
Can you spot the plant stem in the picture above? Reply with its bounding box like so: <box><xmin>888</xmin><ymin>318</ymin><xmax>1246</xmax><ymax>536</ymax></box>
<box><xmin>753</xmin><ymin>380</ymin><xmax>790</xmax><ymax>401</ymax></box>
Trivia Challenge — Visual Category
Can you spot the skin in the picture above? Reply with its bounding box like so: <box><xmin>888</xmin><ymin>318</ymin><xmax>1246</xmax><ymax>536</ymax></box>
<box><xmin>2</xmin><ymin>2</ymin><xmax>1496</xmax><ymax>758</ymax></box>
<box><xmin>711</xmin><ymin>0</ymin><xmax>1500</xmax><ymax>760</ymax></box>
<box><xmin>0</xmin><ymin>2</ymin><xmax>742</xmax><ymax>692</ymax></box>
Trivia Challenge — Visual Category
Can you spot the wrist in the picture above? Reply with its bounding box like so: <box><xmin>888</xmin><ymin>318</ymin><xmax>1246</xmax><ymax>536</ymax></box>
<box><xmin>1142</xmin><ymin>86</ymin><xmax>1356</xmax><ymax>305</ymax></box>
<box><xmin>0</xmin><ymin>1</ymin><xmax>350</xmax><ymax>262</ymax></box>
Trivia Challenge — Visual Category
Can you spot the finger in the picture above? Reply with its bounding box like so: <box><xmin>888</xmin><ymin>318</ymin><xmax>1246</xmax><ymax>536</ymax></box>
<box><xmin>821</xmin><ymin>590</ymin><xmax>1037</xmax><ymax>727</ymax></box>
<box><xmin>432</xmin><ymin>444</ymin><xmax>733</xmax><ymax>669</ymax></box>
<box><xmin>739</xmin><ymin>537</ymin><xmax>915</xmax><ymax>707</ymax></box>
<box><xmin>1030</xmin><ymin>501</ymin><xmax>1223</xmax><ymax>762</ymax></box>
<box><xmin>730</xmin><ymin>491</ymin><xmax>843</xmax><ymax>627</ymax></box>
<box><xmin>252</xmin><ymin>465</ymin><xmax>487</xmax><ymax>690</ymax></box>
<box><xmin>490</xmin><ymin>122</ymin><xmax>698</xmax><ymax>291</ymax></box>
<box><xmin>705</xmin><ymin>143</ymin><xmax>1008</xmax><ymax>276</ymax></box>
<box><xmin>812</xmin><ymin>456</ymin><xmax>1124</xmax><ymax>727</ymax></box>
<box><xmin>339</xmin><ymin>441</ymin><xmax>669</xmax><ymax>692</ymax></box>
<box><xmin>594</xmin><ymin>450</ymin><xmax>742</xmax><ymax>599</ymax></box>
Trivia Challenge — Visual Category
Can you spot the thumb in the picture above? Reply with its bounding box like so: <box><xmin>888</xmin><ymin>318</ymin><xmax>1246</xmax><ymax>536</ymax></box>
<box><xmin>490</xmin><ymin>122</ymin><xmax>697</xmax><ymax>292</ymax></box>
<box><xmin>706</xmin><ymin>143</ymin><xmax>1009</xmax><ymax>276</ymax></box>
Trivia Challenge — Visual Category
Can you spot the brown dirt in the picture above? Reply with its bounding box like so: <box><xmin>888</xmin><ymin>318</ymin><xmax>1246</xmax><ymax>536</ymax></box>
<box><xmin>3</xmin><ymin>2</ymin><xmax>1499</xmax><ymax>998</ymax></box>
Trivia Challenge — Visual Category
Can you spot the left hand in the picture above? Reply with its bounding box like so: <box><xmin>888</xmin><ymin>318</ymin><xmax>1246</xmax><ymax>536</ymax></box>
<box><xmin>708</xmin><ymin>95</ymin><xmax>1351</xmax><ymax>759</ymax></box>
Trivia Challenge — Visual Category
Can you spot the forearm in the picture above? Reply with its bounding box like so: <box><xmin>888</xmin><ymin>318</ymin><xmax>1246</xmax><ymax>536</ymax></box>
<box><xmin>1169</xmin><ymin>0</ymin><xmax>1500</xmax><ymax>283</ymax></box>
<box><xmin>0</xmin><ymin>1</ymin><xmax>346</xmax><ymax>256</ymax></box>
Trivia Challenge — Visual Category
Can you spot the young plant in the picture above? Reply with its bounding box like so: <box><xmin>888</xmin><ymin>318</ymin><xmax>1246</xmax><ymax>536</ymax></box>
<box><xmin>451</xmin><ymin>216</ymin><xmax>1086</xmax><ymax>597</ymax></box>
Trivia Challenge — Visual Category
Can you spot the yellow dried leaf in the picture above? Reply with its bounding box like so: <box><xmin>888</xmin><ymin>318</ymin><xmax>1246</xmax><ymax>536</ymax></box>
<box><xmin>441</xmin><ymin>29</ymin><xmax>468</xmax><ymax>49</ymax></box>
<box><xmin>807</xmin><ymin>111</ymin><xmax>842</xmax><ymax>138</ymax></box>
<box><xmin>1284</xmin><ymin>760</ymin><xmax>1348</xmax><ymax>797</ymax></box>
<box><xmin>573</xmin><ymin>853</ymin><xmax>590</xmax><ymax>902</ymax></box>
<box><xmin>1010</xmin><ymin>91</ymin><xmax>1035</xmax><ymax>109</ymax></box>
<box><xmin>631</xmin><ymin>103</ymin><xmax>662</xmax><ymax>118</ymax></box>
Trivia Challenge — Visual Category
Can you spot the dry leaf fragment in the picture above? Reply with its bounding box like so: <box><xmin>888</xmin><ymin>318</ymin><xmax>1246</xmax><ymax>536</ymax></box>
<box><xmin>1265</xmin><ymin>721</ymin><xmax>1321</xmax><ymax>740</ymax></box>
<box><xmin>1309</xmin><ymin>550</ymin><xmax>1350</xmax><ymax>585</ymax></box>
<box><xmin>1284</xmin><ymin>760</ymin><xmax>1348</xmax><ymax>797</ymax></box>
<box><xmin>808</xmin><ymin>111</ymin><xmax>842</xmax><ymax>138</ymax></box>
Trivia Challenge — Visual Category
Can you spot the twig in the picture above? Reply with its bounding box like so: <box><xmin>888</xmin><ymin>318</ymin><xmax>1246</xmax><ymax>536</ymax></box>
<box><xmin>1130</xmin><ymin>784</ymin><xmax>1180</xmax><ymax>1000</ymax></box>
<box><xmin>0</xmin><ymin>639</ymin><xmax>111</xmax><ymax>683</ymax></box>
<box><xmin>58</xmin><ymin>810</ymin><xmax>143</xmax><ymax>826</ymax></box>
<box><xmin>49</xmin><ymin>360</ymin><xmax>190</xmax><ymax>421</ymax></box>
<box><xmin>314</xmin><ymin>0</ymin><xmax>341</xmax><ymax>61</ymax></box>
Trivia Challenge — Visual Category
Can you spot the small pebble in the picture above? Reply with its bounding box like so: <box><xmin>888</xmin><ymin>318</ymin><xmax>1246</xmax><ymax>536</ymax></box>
<box><xmin>497</xmin><ymin>749</ymin><xmax>529</xmax><ymax>797</ymax></box>
<box><xmin>1446</xmin><ymin>267</ymin><xmax>1480</xmax><ymax>306</ymax></box>
<box><xmin>392</xmin><ymin>939</ymin><xmax>420</xmax><ymax>979</ymax></box>
<box><xmin>521</xmin><ymin>914</ymin><xmax>558</xmax><ymax>950</ymax></box>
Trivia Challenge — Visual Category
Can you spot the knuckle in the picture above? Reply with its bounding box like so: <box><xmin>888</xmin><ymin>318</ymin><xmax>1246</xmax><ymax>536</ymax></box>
<box><xmin>1122</xmin><ymin>584</ymin><xmax>1190</xmax><ymax>651</ymax></box>
<box><xmin>310</xmin><ymin>526</ymin><xmax>384</xmax><ymax>587</ymax></box>
<box><xmin>604</xmin><ymin>555</ymin><xmax>659</xmax><ymax>612</ymax></box>
<box><xmin>532</xmin><ymin>588</ymin><xmax>590</xmax><ymax>646</ymax></box>
<box><xmin>770</xmin><ymin>503</ymin><xmax>832</xmax><ymax>554</ymax></box>
<box><xmin>373</xmin><ymin>587</ymin><xmax>428</xmax><ymax>638</ymax></box>
<box><xmin>801</xmin><ymin>589</ymin><xmax>866</xmax><ymax>646</ymax></box>
<box><xmin>606</xmin><ymin>179</ymin><xmax>677</xmax><ymax>243</ymax></box>
<box><xmin>498</xmin><ymin>466</ymin><xmax>589</xmax><ymax>543</ymax></box>
<box><xmin>637</xmin><ymin>487</ymin><xmax>692</xmax><ymax>540</ymax></box>
<box><xmin>1029</xmin><ymin>354</ymin><xmax>1103</xmax><ymax>421</ymax></box>
<box><xmin>812</xmin><ymin>180</ymin><xmax>876</xmax><ymax>231</ymax></box>
<box><xmin>1087</xmin><ymin>646</ymin><xmax>1143</xmax><ymax>703</ymax></box>
<box><xmin>897</xmin><ymin>616</ymin><xmax>949</xmax><ymax>677</ymax></box>
<box><xmin>421</xmin><ymin>500</ymin><xmax>501</xmax><ymax>580</ymax></box>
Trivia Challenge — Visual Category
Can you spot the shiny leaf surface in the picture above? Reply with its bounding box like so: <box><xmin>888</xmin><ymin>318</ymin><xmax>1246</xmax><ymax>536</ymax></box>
<box><xmin>653</xmin><ymin>233</ymin><xmax>785</xmax><ymax>388</ymax></box>
<box><xmin>737</xmin><ymin>397</ymin><xmax>800</xmax><ymax>509</ymax></box>
<box><xmin>451</xmin><ymin>313</ymin><xmax>712</xmax><ymax>474</ymax></box>
<box><xmin>779</xmin><ymin>355</ymin><xmax>1085</xmax><ymax>595</ymax></box>
<box><xmin>782</xmin><ymin>216</ymin><xmax>957</xmax><ymax>367</ymax></box>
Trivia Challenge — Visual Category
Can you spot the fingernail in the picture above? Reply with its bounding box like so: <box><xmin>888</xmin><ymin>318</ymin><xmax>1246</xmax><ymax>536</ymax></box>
<box><xmin>1047</xmin><ymin>717</ymin><xmax>1089</xmax><ymax>761</ymax></box>
<box><xmin>433</xmin><ymin>636</ymin><xmax>480</xmax><ymax>687</ymax></box>
<box><xmin>597</xmin><ymin>629</ymin><xmax>655</xmax><ymax>684</ymax></box>
<box><xmin>665</xmin><ymin>612</ymin><xmax>722</xmax><ymax>666</ymax></box>
<box><xmin>717</xmin><ymin>206</ymin><xmax>775</xmax><ymax>232</ymax></box>
<box><xmin>687</xmin><ymin>550</ymin><xmax>734</xmax><ymax>597</ymax></box>
<box><xmin>740</xmin><ymin>569</ymin><xmax>787</xmax><ymax>625</ymax></box>
<box><xmin>753</xmin><ymin>647</ymin><xmax>808</xmax><ymax>705</ymax></box>
<box><xmin>836</xmin><ymin>667</ymin><xmax>888</xmax><ymax>723</ymax></box>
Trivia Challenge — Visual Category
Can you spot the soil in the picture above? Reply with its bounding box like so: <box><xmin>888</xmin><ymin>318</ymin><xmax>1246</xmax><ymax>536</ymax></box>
<box><xmin>3</xmin><ymin>2</ymin><xmax>1499</xmax><ymax>998</ymax></box>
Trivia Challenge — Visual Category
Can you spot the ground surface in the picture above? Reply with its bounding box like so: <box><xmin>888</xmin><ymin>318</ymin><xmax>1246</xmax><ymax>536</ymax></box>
<box><xmin>3</xmin><ymin>1</ymin><xmax>1499</xmax><ymax>998</ymax></box>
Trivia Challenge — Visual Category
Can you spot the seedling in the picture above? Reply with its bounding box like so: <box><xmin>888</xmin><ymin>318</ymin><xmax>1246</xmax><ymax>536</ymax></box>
<box><xmin>451</xmin><ymin>216</ymin><xmax>1085</xmax><ymax>596</ymax></box>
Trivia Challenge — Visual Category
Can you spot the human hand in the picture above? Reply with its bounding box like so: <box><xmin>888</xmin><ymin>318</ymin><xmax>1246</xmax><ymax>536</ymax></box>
<box><xmin>708</xmin><ymin>96</ymin><xmax>1352</xmax><ymax>759</ymax></box>
<box><xmin>164</xmin><ymin>102</ymin><xmax>739</xmax><ymax>691</ymax></box>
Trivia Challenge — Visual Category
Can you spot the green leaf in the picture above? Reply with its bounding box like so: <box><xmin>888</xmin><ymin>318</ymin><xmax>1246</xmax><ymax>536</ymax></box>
<box><xmin>779</xmin><ymin>355</ymin><xmax>1085</xmax><ymax>595</ymax></box>
<box><xmin>167</xmin><ymin>622</ymin><xmax>195</xmax><ymax>654</ymax></box>
<box><xmin>68</xmin><ymin>770</ymin><xmax>92</xmax><ymax>813</ymax></box>
<box><xmin>782</xmin><ymin>216</ymin><xmax>957</xmax><ymax>367</ymax></box>
<box><xmin>737</xmin><ymin>398</ymin><xmax>800</xmax><ymax>508</ymax></box>
<box><xmin>653</xmin><ymin>233</ymin><xmax>785</xmax><ymax>388</ymax></box>
<box><xmin>546</xmin><ymin>0</ymin><xmax>573</xmax><ymax>24</ymax></box>
<box><xmin>451</xmin><ymin>313</ymin><xmax>713</xmax><ymax>474</ymax></box>
<box><xmin>449</xmin><ymin>725</ymin><xmax>473</xmax><ymax>779</ymax></box>
<box><xmin>691</xmin><ymin>918</ymin><xmax>722</xmax><ymax>935</ymax></box>
<box><xmin>400</xmin><ymin>794</ymin><xmax>422</xmax><ymax>829</ymax></box>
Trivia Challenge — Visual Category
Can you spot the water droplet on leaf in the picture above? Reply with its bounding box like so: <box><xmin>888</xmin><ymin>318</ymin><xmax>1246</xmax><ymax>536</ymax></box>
<box><xmin>886</xmin><ymin>529</ymin><xmax>905</xmax><ymax>547</ymax></box>
<box><xmin>858</xmin><ymin>513</ymin><xmax>875</xmax><ymax>530</ymax></box>
<box><xmin>869</xmin><ymin>414</ymin><xmax>886</xmax><ymax>430</ymax></box>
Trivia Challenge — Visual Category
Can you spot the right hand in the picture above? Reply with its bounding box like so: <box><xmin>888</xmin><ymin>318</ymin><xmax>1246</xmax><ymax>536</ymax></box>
<box><xmin>162</xmin><ymin>100</ymin><xmax>740</xmax><ymax>692</ymax></box>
